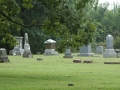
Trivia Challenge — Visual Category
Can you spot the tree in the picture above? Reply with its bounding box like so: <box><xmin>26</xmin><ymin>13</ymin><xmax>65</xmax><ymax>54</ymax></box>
<box><xmin>0</xmin><ymin>0</ymin><xmax>96</xmax><ymax>53</ymax></box>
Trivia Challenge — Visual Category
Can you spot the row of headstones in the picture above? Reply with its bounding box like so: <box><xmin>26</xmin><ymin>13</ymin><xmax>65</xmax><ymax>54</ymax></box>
<box><xmin>64</xmin><ymin>34</ymin><xmax>117</xmax><ymax>58</ymax></box>
<box><xmin>10</xmin><ymin>34</ymin><xmax>117</xmax><ymax>58</ymax></box>
<box><xmin>9</xmin><ymin>33</ymin><xmax>33</xmax><ymax>58</ymax></box>
<box><xmin>0</xmin><ymin>34</ymin><xmax>117</xmax><ymax>63</ymax></box>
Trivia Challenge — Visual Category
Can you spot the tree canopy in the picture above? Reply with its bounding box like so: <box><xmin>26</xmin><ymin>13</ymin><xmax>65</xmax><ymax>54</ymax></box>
<box><xmin>0</xmin><ymin>0</ymin><xmax>96</xmax><ymax>53</ymax></box>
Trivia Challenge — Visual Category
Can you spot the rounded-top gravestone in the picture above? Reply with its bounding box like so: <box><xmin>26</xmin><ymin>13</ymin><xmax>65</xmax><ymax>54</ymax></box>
<box><xmin>103</xmin><ymin>34</ymin><xmax>117</xmax><ymax>58</ymax></box>
<box><xmin>106</xmin><ymin>34</ymin><xmax>113</xmax><ymax>49</ymax></box>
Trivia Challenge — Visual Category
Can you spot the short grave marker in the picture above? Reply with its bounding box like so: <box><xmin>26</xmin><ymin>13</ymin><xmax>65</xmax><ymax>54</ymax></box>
<box><xmin>104</xmin><ymin>62</ymin><xmax>120</xmax><ymax>64</ymax></box>
<box><xmin>83</xmin><ymin>60</ymin><xmax>93</xmax><ymax>63</ymax></box>
<box><xmin>73</xmin><ymin>59</ymin><xmax>81</xmax><ymax>63</ymax></box>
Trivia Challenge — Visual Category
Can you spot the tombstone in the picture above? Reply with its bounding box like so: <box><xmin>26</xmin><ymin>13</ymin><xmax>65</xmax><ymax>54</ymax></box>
<box><xmin>96</xmin><ymin>46</ymin><xmax>103</xmax><ymax>54</ymax></box>
<box><xmin>9</xmin><ymin>37</ymin><xmax>24</xmax><ymax>55</ymax></box>
<box><xmin>103</xmin><ymin>34</ymin><xmax>117</xmax><ymax>58</ymax></box>
<box><xmin>63</xmin><ymin>48</ymin><xmax>73</xmax><ymax>58</ymax></box>
<box><xmin>23</xmin><ymin>33</ymin><xmax>33</xmax><ymax>58</ymax></box>
<box><xmin>73</xmin><ymin>59</ymin><xmax>81</xmax><ymax>63</ymax></box>
<box><xmin>44</xmin><ymin>39</ymin><xmax>59</xmax><ymax>55</ymax></box>
<box><xmin>78</xmin><ymin>44</ymin><xmax>94</xmax><ymax>56</ymax></box>
<box><xmin>0</xmin><ymin>48</ymin><xmax>10</xmax><ymax>63</ymax></box>
<box><xmin>83</xmin><ymin>60</ymin><xmax>93</xmax><ymax>63</ymax></box>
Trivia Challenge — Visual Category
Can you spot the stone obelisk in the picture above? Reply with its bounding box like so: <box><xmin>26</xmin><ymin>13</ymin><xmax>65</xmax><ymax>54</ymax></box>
<box><xmin>23</xmin><ymin>33</ymin><xmax>33</xmax><ymax>58</ymax></box>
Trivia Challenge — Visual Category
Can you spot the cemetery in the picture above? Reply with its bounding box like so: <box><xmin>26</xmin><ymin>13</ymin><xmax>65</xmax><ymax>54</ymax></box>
<box><xmin>1</xmin><ymin>0</ymin><xmax>120</xmax><ymax>90</ymax></box>
<box><xmin>0</xmin><ymin>33</ymin><xmax>120</xmax><ymax>90</ymax></box>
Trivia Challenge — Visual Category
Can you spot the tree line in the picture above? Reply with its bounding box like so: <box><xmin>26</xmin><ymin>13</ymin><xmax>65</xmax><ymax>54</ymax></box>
<box><xmin>0</xmin><ymin>0</ymin><xmax>120</xmax><ymax>54</ymax></box>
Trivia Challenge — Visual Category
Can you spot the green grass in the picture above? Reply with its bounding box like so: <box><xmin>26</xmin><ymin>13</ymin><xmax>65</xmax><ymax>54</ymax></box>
<box><xmin>0</xmin><ymin>54</ymin><xmax>120</xmax><ymax>90</ymax></box>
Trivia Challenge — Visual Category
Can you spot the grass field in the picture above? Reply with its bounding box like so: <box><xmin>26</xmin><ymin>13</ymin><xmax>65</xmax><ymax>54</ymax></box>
<box><xmin>0</xmin><ymin>54</ymin><xmax>120</xmax><ymax>90</ymax></box>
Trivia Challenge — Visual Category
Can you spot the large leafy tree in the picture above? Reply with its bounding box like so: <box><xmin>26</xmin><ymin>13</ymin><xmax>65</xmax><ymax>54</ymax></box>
<box><xmin>0</xmin><ymin>0</ymin><xmax>96</xmax><ymax>53</ymax></box>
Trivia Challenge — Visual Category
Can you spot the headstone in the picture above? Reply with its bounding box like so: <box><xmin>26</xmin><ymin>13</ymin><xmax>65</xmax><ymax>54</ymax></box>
<box><xmin>9</xmin><ymin>37</ymin><xmax>23</xmax><ymax>55</ymax></box>
<box><xmin>23</xmin><ymin>33</ymin><xmax>33</xmax><ymax>58</ymax></box>
<box><xmin>44</xmin><ymin>39</ymin><xmax>59</xmax><ymax>55</ymax></box>
<box><xmin>83</xmin><ymin>60</ymin><xmax>93</xmax><ymax>63</ymax></box>
<box><xmin>63</xmin><ymin>48</ymin><xmax>73</xmax><ymax>58</ymax></box>
<box><xmin>73</xmin><ymin>59</ymin><xmax>81</xmax><ymax>63</ymax></box>
<box><xmin>103</xmin><ymin>34</ymin><xmax>117</xmax><ymax>58</ymax></box>
<box><xmin>78</xmin><ymin>44</ymin><xmax>94</xmax><ymax>56</ymax></box>
<box><xmin>0</xmin><ymin>48</ymin><xmax>10</xmax><ymax>63</ymax></box>
<box><xmin>104</xmin><ymin>62</ymin><xmax>120</xmax><ymax>64</ymax></box>
<box><xmin>96</xmin><ymin>46</ymin><xmax>103</xmax><ymax>54</ymax></box>
<box><xmin>37</xmin><ymin>58</ymin><xmax>43</xmax><ymax>61</ymax></box>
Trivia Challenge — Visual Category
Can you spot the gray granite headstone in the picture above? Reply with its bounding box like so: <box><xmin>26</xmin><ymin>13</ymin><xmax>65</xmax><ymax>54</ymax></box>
<box><xmin>44</xmin><ymin>39</ymin><xmax>59</xmax><ymax>55</ymax></box>
<box><xmin>63</xmin><ymin>49</ymin><xmax>73</xmax><ymax>58</ymax></box>
<box><xmin>103</xmin><ymin>34</ymin><xmax>117</xmax><ymax>58</ymax></box>
<box><xmin>78</xmin><ymin>44</ymin><xmax>94</xmax><ymax>56</ymax></box>
<box><xmin>23</xmin><ymin>33</ymin><xmax>33</xmax><ymax>58</ymax></box>
<box><xmin>96</xmin><ymin>46</ymin><xmax>103</xmax><ymax>54</ymax></box>
<box><xmin>0</xmin><ymin>48</ymin><xmax>10</xmax><ymax>63</ymax></box>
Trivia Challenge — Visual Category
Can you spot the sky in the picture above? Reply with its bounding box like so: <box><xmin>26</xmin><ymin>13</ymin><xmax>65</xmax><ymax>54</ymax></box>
<box><xmin>99</xmin><ymin>0</ymin><xmax>120</xmax><ymax>9</ymax></box>
<box><xmin>99</xmin><ymin>0</ymin><xmax>119</xmax><ymax>4</ymax></box>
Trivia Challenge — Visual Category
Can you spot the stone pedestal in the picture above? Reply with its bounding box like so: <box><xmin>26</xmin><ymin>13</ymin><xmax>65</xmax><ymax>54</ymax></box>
<box><xmin>63</xmin><ymin>49</ymin><xmax>73</xmax><ymax>58</ymax></box>
<box><xmin>78</xmin><ymin>44</ymin><xmax>94</xmax><ymax>56</ymax></box>
<box><xmin>44</xmin><ymin>39</ymin><xmax>59</xmax><ymax>55</ymax></box>
<box><xmin>44</xmin><ymin>49</ymin><xmax>59</xmax><ymax>55</ymax></box>
<box><xmin>23</xmin><ymin>44</ymin><xmax>33</xmax><ymax>58</ymax></box>
<box><xmin>103</xmin><ymin>49</ymin><xmax>117</xmax><ymax>58</ymax></box>
<box><xmin>0</xmin><ymin>48</ymin><xmax>10</xmax><ymax>63</ymax></box>
<box><xmin>23</xmin><ymin>51</ymin><xmax>33</xmax><ymax>58</ymax></box>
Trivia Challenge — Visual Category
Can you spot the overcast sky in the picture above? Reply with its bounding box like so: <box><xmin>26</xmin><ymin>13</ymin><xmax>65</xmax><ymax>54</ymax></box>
<box><xmin>99</xmin><ymin>0</ymin><xmax>119</xmax><ymax>4</ymax></box>
<box><xmin>99</xmin><ymin>0</ymin><xmax>119</xmax><ymax>9</ymax></box>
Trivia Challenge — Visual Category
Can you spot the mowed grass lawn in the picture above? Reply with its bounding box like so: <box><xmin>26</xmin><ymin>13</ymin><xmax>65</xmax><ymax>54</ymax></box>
<box><xmin>0</xmin><ymin>54</ymin><xmax>120</xmax><ymax>90</ymax></box>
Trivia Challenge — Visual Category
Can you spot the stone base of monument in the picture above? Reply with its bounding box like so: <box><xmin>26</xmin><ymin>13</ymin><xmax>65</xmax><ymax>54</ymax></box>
<box><xmin>78</xmin><ymin>53</ymin><xmax>94</xmax><ymax>56</ymax></box>
<box><xmin>44</xmin><ymin>49</ymin><xmax>59</xmax><ymax>55</ymax></box>
<box><xmin>63</xmin><ymin>55</ymin><xmax>73</xmax><ymax>58</ymax></box>
<box><xmin>103</xmin><ymin>49</ymin><xmax>117</xmax><ymax>58</ymax></box>
<box><xmin>9</xmin><ymin>47</ymin><xmax>22</xmax><ymax>56</ymax></box>
<box><xmin>83</xmin><ymin>60</ymin><xmax>93</xmax><ymax>63</ymax></box>
<box><xmin>0</xmin><ymin>56</ymin><xmax>10</xmax><ymax>63</ymax></box>
<box><xmin>23</xmin><ymin>51</ymin><xmax>33</xmax><ymax>58</ymax></box>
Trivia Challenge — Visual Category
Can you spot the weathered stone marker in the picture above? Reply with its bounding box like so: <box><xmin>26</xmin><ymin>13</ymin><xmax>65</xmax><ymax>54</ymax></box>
<box><xmin>63</xmin><ymin>49</ymin><xmax>73</xmax><ymax>58</ymax></box>
<box><xmin>37</xmin><ymin>58</ymin><xmax>43</xmax><ymax>61</ymax></box>
<box><xmin>78</xmin><ymin>44</ymin><xmax>94</xmax><ymax>56</ymax></box>
<box><xmin>103</xmin><ymin>34</ymin><xmax>117</xmax><ymax>58</ymax></box>
<box><xmin>83</xmin><ymin>60</ymin><xmax>93</xmax><ymax>63</ymax></box>
<box><xmin>68</xmin><ymin>84</ymin><xmax>74</xmax><ymax>86</ymax></box>
<box><xmin>23</xmin><ymin>33</ymin><xmax>33</xmax><ymax>58</ymax></box>
<box><xmin>96</xmin><ymin>46</ymin><xmax>103</xmax><ymax>54</ymax></box>
<box><xmin>73</xmin><ymin>59</ymin><xmax>81</xmax><ymax>63</ymax></box>
<box><xmin>0</xmin><ymin>48</ymin><xmax>10</xmax><ymax>63</ymax></box>
<box><xmin>104</xmin><ymin>62</ymin><xmax>120</xmax><ymax>64</ymax></box>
